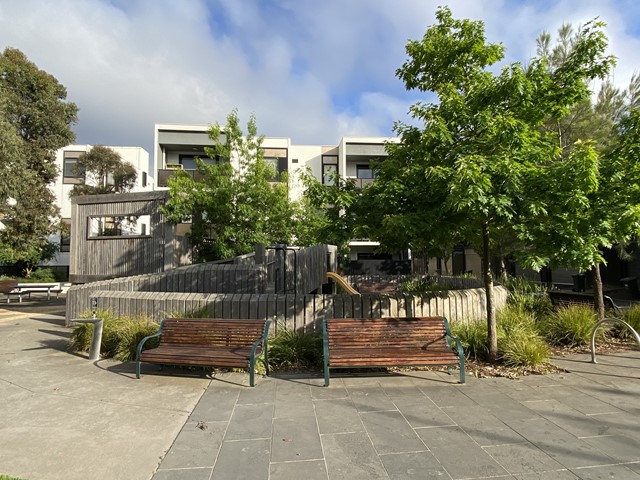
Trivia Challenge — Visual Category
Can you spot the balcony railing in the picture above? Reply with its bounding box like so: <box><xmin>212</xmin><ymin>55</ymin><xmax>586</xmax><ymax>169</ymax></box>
<box><xmin>346</xmin><ymin>177</ymin><xmax>375</xmax><ymax>188</ymax></box>
<box><xmin>157</xmin><ymin>169</ymin><xmax>206</xmax><ymax>187</ymax></box>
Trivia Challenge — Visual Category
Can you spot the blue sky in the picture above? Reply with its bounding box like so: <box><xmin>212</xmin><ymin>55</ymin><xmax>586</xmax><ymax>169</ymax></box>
<box><xmin>1</xmin><ymin>0</ymin><xmax>639</xmax><ymax>159</ymax></box>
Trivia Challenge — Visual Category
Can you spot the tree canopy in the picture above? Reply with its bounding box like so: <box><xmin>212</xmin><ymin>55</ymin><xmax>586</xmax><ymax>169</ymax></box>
<box><xmin>69</xmin><ymin>145</ymin><xmax>137</xmax><ymax>196</ymax></box>
<box><xmin>0</xmin><ymin>47</ymin><xmax>78</xmax><ymax>273</ymax></box>
<box><xmin>365</xmin><ymin>7</ymin><xmax>616</xmax><ymax>360</ymax></box>
<box><xmin>162</xmin><ymin>110</ymin><xmax>296</xmax><ymax>261</ymax></box>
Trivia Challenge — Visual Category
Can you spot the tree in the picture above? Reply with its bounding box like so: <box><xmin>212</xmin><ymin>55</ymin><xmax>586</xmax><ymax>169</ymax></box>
<box><xmin>162</xmin><ymin>110</ymin><xmax>296</xmax><ymax>261</ymax></box>
<box><xmin>296</xmin><ymin>169</ymin><xmax>366</xmax><ymax>269</ymax></box>
<box><xmin>521</xmin><ymin>24</ymin><xmax>640</xmax><ymax>321</ymax></box>
<box><xmin>0</xmin><ymin>47</ymin><xmax>78</xmax><ymax>274</ymax></box>
<box><xmin>69</xmin><ymin>145</ymin><xmax>137</xmax><ymax>196</ymax></box>
<box><xmin>368</xmin><ymin>7</ymin><xmax>614</xmax><ymax>361</ymax></box>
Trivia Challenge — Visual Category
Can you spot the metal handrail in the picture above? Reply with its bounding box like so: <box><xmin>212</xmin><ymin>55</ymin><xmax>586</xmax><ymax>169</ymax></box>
<box><xmin>590</xmin><ymin>318</ymin><xmax>640</xmax><ymax>364</ymax></box>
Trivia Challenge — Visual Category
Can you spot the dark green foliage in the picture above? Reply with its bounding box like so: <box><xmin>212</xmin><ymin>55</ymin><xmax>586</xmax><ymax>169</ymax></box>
<box><xmin>268</xmin><ymin>324</ymin><xmax>323</xmax><ymax>370</ymax></box>
<box><xmin>21</xmin><ymin>267</ymin><xmax>56</xmax><ymax>283</ymax></box>
<box><xmin>541</xmin><ymin>305</ymin><xmax>607</xmax><ymax>346</ymax></box>
<box><xmin>0</xmin><ymin>48</ymin><xmax>77</xmax><ymax>272</ymax></box>
<box><xmin>69</xmin><ymin>145</ymin><xmax>137</xmax><ymax>196</ymax></box>
<box><xmin>619</xmin><ymin>305</ymin><xmax>640</xmax><ymax>340</ymax></box>
<box><xmin>502</xmin><ymin>276</ymin><xmax>553</xmax><ymax>317</ymax></box>
<box><xmin>451</xmin><ymin>321</ymin><xmax>488</xmax><ymax>361</ymax></box>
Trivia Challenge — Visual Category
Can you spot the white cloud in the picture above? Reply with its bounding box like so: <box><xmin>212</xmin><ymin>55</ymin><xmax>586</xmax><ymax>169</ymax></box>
<box><xmin>1</xmin><ymin>0</ymin><xmax>639</xmax><ymax>167</ymax></box>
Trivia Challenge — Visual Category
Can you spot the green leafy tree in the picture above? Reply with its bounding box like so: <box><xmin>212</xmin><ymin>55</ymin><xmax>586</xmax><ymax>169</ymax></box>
<box><xmin>0</xmin><ymin>47</ymin><xmax>78</xmax><ymax>275</ymax></box>
<box><xmin>162</xmin><ymin>110</ymin><xmax>295</xmax><ymax>261</ymax></box>
<box><xmin>369</xmin><ymin>7</ymin><xmax>613</xmax><ymax>360</ymax></box>
<box><xmin>296</xmin><ymin>169</ymin><xmax>366</xmax><ymax>269</ymax></box>
<box><xmin>521</xmin><ymin>24</ymin><xmax>640</xmax><ymax>320</ymax></box>
<box><xmin>69</xmin><ymin>145</ymin><xmax>137</xmax><ymax>196</ymax></box>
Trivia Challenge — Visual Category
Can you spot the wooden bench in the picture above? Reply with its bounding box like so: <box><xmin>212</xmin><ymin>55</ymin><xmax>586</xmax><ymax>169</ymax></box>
<box><xmin>322</xmin><ymin>316</ymin><xmax>465</xmax><ymax>386</ymax></box>
<box><xmin>547</xmin><ymin>291</ymin><xmax>622</xmax><ymax>316</ymax></box>
<box><xmin>135</xmin><ymin>318</ymin><xmax>271</xmax><ymax>386</ymax></box>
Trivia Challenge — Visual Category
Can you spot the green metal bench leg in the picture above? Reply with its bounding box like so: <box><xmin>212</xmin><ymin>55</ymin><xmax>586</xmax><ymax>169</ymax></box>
<box><xmin>459</xmin><ymin>359</ymin><xmax>466</xmax><ymax>384</ymax></box>
<box><xmin>249</xmin><ymin>356</ymin><xmax>255</xmax><ymax>387</ymax></box>
<box><xmin>136</xmin><ymin>360</ymin><xmax>141</xmax><ymax>379</ymax></box>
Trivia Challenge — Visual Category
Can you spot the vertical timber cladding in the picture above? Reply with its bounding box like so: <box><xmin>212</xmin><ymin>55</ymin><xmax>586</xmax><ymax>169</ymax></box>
<box><xmin>70</xmin><ymin>191</ymin><xmax>170</xmax><ymax>283</ymax></box>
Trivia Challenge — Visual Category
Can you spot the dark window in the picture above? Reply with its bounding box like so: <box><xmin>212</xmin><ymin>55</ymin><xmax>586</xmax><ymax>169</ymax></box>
<box><xmin>63</xmin><ymin>151</ymin><xmax>85</xmax><ymax>184</ymax></box>
<box><xmin>179</xmin><ymin>153</ymin><xmax>216</xmax><ymax>170</ymax></box>
<box><xmin>356</xmin><ymin>164</ymin><xmax>375</xmax><ymax>179</ymax></box>
<box><xmin>357</xmin><ymin>252</ymin><xmax>392</xmax><ymax>260</ymax></box>
<box><xmin>60</xmin><ymin>218</ymin><xmax>71</xmax><ymax>253</ymax></box>
<box><xmin>141</xmin><ymin>171</ymin><xmax>147</xmax><ymax>187</ymax></box>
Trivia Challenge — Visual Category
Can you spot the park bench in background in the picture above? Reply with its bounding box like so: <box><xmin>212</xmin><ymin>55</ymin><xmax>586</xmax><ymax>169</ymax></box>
<box><xmin>547</xmin><ymin>290</ymin><xmax>622</xmax><ymax>316</ymax></box>
<box><xmin>322</xmin><ymin>316</ymin><xmax>465</xmax><ymax>386</ymax></box>
<box><xmin>135</xmin><ymin>317</ymin><xmax>271</xmax><ymax>386</ymax></box>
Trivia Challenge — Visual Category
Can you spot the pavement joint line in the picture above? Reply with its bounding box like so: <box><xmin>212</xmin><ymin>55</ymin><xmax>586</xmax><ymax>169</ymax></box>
<box><xmin>269</xmin><ymin>457</ymin><xmax>325</xmax><ymax>464</ymax></box>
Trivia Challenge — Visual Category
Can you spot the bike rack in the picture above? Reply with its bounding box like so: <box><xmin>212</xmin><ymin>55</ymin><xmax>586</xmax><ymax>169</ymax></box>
<box><xmin>590</xmin><ymin>318</ymin><xmax>640</xmax><ymax>364</ymax></box>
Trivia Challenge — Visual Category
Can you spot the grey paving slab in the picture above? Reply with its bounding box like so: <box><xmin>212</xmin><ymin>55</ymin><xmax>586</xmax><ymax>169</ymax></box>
<box><xmin>580</xmin><ymin>434</ymin><xmax>640</xmax><ymax>463</ymax></box>
<box><xmin>211</xmin><ymin>438</ymin><xmax>271</xmax><ymax>480</ymax></box>
<box><xmin>514</xmin><ymin>471</ymin><xmax>579</xmax><ymax>479</ymax></box>
<box><xmin>189</xmin><ymin>385</ymin><xmax>240</xmax><ymax>421</ymax></box>
<box><xmin>483</xmin><ymin>442</ymin><xmax>566</xmax><ymax>475</ymax></box>
<box><xmin>523</xmin><ymin>399</ymin><xmax>614</xmax><ymax>437</ymax></box>
<box><xmin>416</xmin><ymin>426</ymin><xmax>509</xmax><ymax>479</ymax></box>
<box><xmin>157</xmin><ymin>420</ymin><xmax>226</xmax><ymax>469</ymax></box>
<box><xmin>224</xmin><ymin>402</ymin><xmax>274</xmax><ymax>440</ymax></box>
<box><xmin>236</xmin><ymin>376</ymin><xmax>277</xmax><ymax>404</ymax></box>
<box><xmin>152</xmin><ymin>467</ymin><xmax>214</xmax><ymax>480</ymax></box>
<box><xmin>321</xmin><ymin>432</ymin><xmax>388</xmax><ymax>480</ymax></box>
<box><xmin>392</xmin><ymin>396</ymin><xmax>455</xmax><ymax>428</ymax></box>
<box><xmin>443</xmin><ymin>405</ymin><xmax>526</xmax><ymax>447</ymax></box>
<box><xmin>314</xmin><ymin>397</ymin><xmax>366</xmax><ymax>434</ymax></box>
<box><xmin>271</xmin><ymin>416</ymin><xmax>323</xmax><ymax>462</ymax></box>
<box><xmin>379</xmin><ymin>451</ymin><xmax>451</xmax><ymax>479</ymax></box>
<box><xmin>360</xmin><ymin>410</ymin><xmax>427</xmax><ymax>454</ymax></box>
<box><xmin>348</xmin><ymin>385</ymin><xmax>398</xmax><ymax>412</ymax></box>
<box><xmin>419</xmin><ymin>385</ymin><xmax>477</xmax><ymax>408</ymax></box>
<box><xmin>270</xmin><ymin>459</ymin><xmax>328</xmax><ymax>480</ymax></box>
<box><xmin>570</xmin><ymin>464</ymin><xmax>640</xmax><ymax>479</ymax></box>
<box><xmin>275</xmin><ymin>379</ymin><xmax>316</xmax><ymax>418</ymax></box>
<box><xmin>504</xmin><ymin>418</ymin><xmax>617</xmax><ymax>468</ymax></box>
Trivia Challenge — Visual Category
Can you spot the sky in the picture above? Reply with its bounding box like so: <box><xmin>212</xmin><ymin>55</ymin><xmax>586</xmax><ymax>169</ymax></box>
<box><xmin>1</xmin><ymin>0</ymin><xmax>640</xmax><ymax>165</ymax></box>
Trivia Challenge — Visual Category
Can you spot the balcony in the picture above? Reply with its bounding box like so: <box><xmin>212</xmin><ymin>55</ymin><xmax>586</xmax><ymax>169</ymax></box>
<box><xmin>346</xmin><ymin>177</ymin><xmax>375</xmax><ymax>188</ymax></box>
<box><xmin>157</xmin><ymin>169</ymin><xmax>206</xmax><ymax>187</ymax></box>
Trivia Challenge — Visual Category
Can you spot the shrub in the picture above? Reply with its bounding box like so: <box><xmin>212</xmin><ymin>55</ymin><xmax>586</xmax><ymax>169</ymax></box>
<box><xmin>22</xmin><ymin>267</ymin><xmax>57</xmax><ymax>283</ymax></box>
<box><xmin>541</xmin><ymin>305</ymin><xmax>606</xmax><ymax>347</ymax></box>
<box><xmin>268</xmin><ymin>322</ymin><xmax>323</xmax><ymax>370</ymax></box>
<box><xmin>501</xmin><ymin>276</ymin><xmax>552</xmax><ymax>318</ymax></box>
<box><xmin>0</xmin><ymin>475</ymin><xmax>28</xmax><ymax>480</ymax></box>
<box><xmin>500</xmin><ymin>335</ymin><xmax>551</xmax><ymax>367</ymax></box>
<box><xmin>497</xmin><ymin>306</ymin><xmax>551</xmax><ymax>366</ymax></box>
<box><xmin>451</xmin><ymin>320</ymin><xmax>488</xmax><ymax>361</ymax></box>
<box><xmin>70</xmin><ymin>310</ymin><xmax>159</xmax><ymax>361</ymax></box>
<box><xmin>619</xmin><ymin>305</ymin><xmax>640</xmax><ymax>339</ymax></box>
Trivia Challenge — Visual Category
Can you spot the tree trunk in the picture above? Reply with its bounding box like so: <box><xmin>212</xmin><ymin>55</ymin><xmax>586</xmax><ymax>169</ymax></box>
<box><xmin>482</xmin><ymin>221</ymin><xmax>497</xmax><ymax>362</ymax></box>
<box><xmin>592</xmin><ymin>263</ymin><xmax>605</xmax><ymax>321</ymax></box>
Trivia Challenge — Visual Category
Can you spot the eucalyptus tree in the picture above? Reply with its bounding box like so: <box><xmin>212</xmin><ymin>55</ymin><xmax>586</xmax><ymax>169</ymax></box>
<box><xmin>0</xmin><ymin>48</ymin><xmax>77</xmax><ymax>274</ymax></box>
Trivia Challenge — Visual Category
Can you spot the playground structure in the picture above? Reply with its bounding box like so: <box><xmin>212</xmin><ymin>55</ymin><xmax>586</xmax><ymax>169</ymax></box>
<box><xmin>326</xmin><ymin>271</ymin><xmax>361</xmax><ymax>295</ymax></box>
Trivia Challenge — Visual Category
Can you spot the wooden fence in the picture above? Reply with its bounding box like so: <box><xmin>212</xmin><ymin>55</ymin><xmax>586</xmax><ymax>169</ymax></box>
<box><xmin>65</xmin><ymin>287</ymin><xmax>508</xmax><ymax>331</ymax></box>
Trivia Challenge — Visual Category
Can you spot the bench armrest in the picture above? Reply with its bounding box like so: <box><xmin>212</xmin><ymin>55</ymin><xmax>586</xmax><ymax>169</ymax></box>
<box><xmin>135</xmin><ymin>325</ymin><xmax>163</xmax><ymax>361</ymax></box>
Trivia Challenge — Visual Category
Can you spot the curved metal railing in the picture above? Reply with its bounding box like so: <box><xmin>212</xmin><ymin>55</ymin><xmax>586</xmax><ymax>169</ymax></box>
<box><xmin>590</xmin><ymin>318</ymin><xmax>640</xmax><ymax>364</ymax></box>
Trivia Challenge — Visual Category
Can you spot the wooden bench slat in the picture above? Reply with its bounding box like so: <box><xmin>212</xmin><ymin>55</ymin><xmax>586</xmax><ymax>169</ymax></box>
<box><xmin>136</xmin><ymin>318</ymin><xmax>271</xmax><ymax>386</ymax></box>
<box><xmin>323</xmin><ymin>317</ymin><xmax>465</xmax><ymax>385</ymax></box>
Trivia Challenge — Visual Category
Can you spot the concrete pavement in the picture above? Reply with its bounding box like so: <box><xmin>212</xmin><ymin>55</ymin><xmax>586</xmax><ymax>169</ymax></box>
<box><xmin>0</xmin><ymin>307</ymin><xmax>210</xmax><ymax>480</ymax></box>
<box><xmin>1</xmin><ymin>303</ymin><xmax>639</xmax><ymax>480</ymax></box>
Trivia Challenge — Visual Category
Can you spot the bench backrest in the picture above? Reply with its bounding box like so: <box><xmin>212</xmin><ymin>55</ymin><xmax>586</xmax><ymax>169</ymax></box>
<box><xmin>159</xmin><ymin>318</ymin><xmax>268</xmax><ymax>347</ymax></box>
<box><xmin>325</xmin><ymin>317</ymin><xmax>450</xmax><ymax>347</ymax></box>
<box><xmin>548</xmin><ymin>291</ymin><xmax>617</xmax><ymax>311</ymax></box>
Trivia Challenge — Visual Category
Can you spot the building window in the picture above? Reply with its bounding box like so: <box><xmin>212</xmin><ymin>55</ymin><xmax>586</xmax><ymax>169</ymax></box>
<box><xmin>178</xmin><ymin>153</ymin><xmax>216</xmax><ymax>170</ymax></box>
<box><xmin>262</xmin><ymin>148</ymin><xmax>288</xmax><ymax>182</ymax></box>
<box><xmin>141</xmin><ymin>171</ymin><xmax>147</xmax><ymax>188</ymax></box>
<box><xmin>356</xmin><ymin>164</ymin><xmax>375</xmax><ymax>179</ymax></box>
<box><xmin>63</xmin><ymin>151</ymin><xmax>85</xmax><ymax>184</ymax></box>
<box><xmin>88</xmin><ymin>215</ymin><xmax>151</xmax><ymax>238</ymax></box>
<box><xmin>60</xmin><ymin>218</ymin><xmax>71</xmax><ymax>253</ymax></box>
<box><xmin>322</xmin><ymin>155</ymin><xmax>338</xmax><ymax>186</ymax></box>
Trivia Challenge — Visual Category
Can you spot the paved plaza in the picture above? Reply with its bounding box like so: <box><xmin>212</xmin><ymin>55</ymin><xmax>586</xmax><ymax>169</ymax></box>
<box><xmin>0</xmin><ymin>305</ymin><xmax>639</xmax><ymax>480</ymax></box>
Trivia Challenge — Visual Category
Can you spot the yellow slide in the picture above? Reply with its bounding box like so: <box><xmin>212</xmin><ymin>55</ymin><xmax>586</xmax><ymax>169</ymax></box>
<box><xmin>326</xmin><ymin>272</ymin><xmax>361</xmax><ymax>295</ymax></box>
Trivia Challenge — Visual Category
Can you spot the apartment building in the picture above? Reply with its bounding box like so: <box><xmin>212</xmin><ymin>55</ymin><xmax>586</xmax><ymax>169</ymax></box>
<box><xmin>154</xmin><ymin>124</ymin><xmax>410</xmax><ymax>273</ymax></box>
<box><xmin>46</xmin><ymin>144</ymin><xmax>153</xmax><ymax>276</ymax></box>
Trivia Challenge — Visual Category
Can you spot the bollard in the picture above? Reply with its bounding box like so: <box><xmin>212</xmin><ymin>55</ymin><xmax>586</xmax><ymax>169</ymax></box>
<box><xmin>69</xmin><ymin>317</ymin><xmax>104</xmax><ymax>361</ymax></box>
